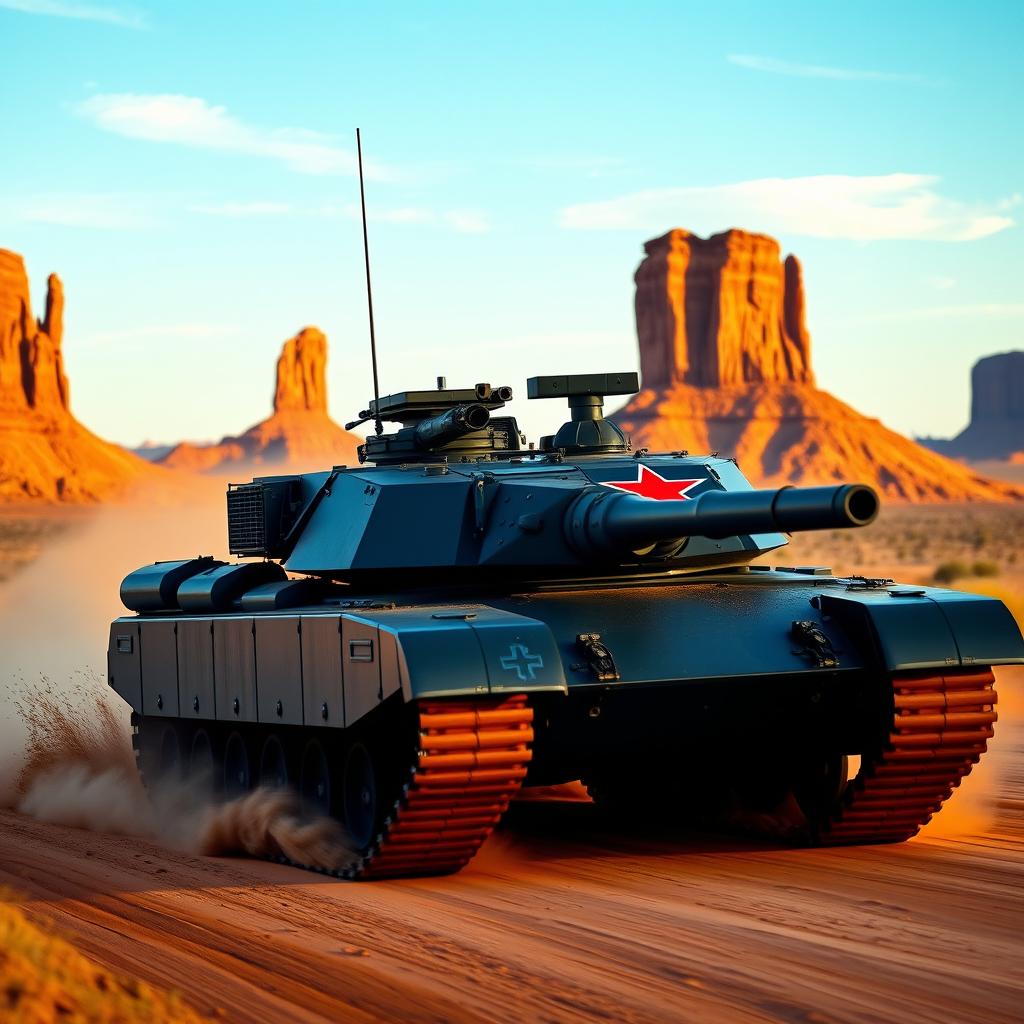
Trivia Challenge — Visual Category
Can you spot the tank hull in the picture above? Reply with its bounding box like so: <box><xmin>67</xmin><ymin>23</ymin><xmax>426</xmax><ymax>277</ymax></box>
<box><xmin>109</xmin><ymin>568</ymin><xmax>1021</xmax><ymax>877</ymax></box>
<box><xmin>110</xmin><ymin>569</ymin><xmax>1024</xmax><ymax>723</ymax></box>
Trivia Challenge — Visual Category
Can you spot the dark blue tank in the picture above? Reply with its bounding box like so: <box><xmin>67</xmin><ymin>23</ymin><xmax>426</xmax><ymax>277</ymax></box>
<box><xmin>108</xmin><ymin>371</ymin><xmax>1023</xmax><ymax>879</ymax></box>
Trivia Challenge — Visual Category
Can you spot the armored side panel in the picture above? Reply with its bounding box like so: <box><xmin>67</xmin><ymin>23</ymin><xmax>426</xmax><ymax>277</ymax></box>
<box><xmin>140</xmin><ymin>620</ymin><xmax>178</xmax><ymax>717</ymax></box>
<box><xmin>379</xmin><ymin>630</ymin><xmax>402</xmax><ymax>705</ymax></box>
<box><xmin>381</xmin><ymin>614</ymin><xmax>489</xmax><ymax>700</ymax></box>
<box><xmin>925</xmin><ymin>589</ymin><xmax>1024</xmax><ymax>665</ymax></box>
<box><xmin>352</xmin><ymin>607</ymin><xmax>567</xmax><ymax>701</ymax></box>
<box><xmin>177</xmin><ymin>618</ymin><xmax>216</xmax><ymax>720</ymax></box>
<box><xmin>817</xmin><ymin>587</ymin><xmax>1024</xmax><ymax>671</ymax></box>
<box><xmin>255</xmin><ymin>617</ymin><xmax>303</xmax><ymax>725</ymax></box>
<box><xmin>342</xmin><ymin>616</ymin><xmax>383</xmax><ymax>724</ymax></box>
<box><xmin>300</xmin><ymin>614</ymin><xmax>344</xmax><ymax>726</ymax></box>
<box><xmin>107</xmin><ymin>622</ymin><xmax>141</xmax><ymax>709</ymax></box>
<box><xmin>213</xmin><ymin>618</ymin><xmax>257</xmax><ymax>723</ymax></box>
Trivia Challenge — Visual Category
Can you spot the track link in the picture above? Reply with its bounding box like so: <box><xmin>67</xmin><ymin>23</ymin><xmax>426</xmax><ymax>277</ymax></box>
<box><xmin>816</xmin><ymin>667</ymin><xmax>997</xmax><ymax>845</ymax></box>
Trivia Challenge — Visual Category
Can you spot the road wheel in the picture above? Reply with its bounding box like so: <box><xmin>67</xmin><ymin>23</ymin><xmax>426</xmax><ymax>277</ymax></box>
<box><xmin>223</xmin><ymin>730</ymin><xmax>252</xmax><ymax>798</ymax></box>
<box><xmin>342</xmin><ymin>742</ymin><xmax>379</xmax><ymax>850</ymax></box>
<box><xmin>188</xmin><ymin>728</ymin><xmax>219</xmax><ymax>798</ymax></box>
<box><xmin>300</xmin><ymin>739</ymin><xmax>333</xmax><ymax>816</ymax></box>
<box><xmin>156</xmin><ymin>723</ymin><xmax>183</xmax><ymax>783</ymax></box>
<box><xmin>259</xmin><ymin>734</ymin><xmax>290</xmax><ymax>789</ymax></box>
<box><xmin>793</xmin><ymin>753</ymin><xmax>850</xmax><ymax>823</ymax></box>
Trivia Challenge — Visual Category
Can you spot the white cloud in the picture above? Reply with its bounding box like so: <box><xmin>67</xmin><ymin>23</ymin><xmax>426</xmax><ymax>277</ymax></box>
<box><xmin>560</xmin><ymin>174</ymin><xmax>1016</xmax><ymax>242</ymax></box>
<box><xmin>0</xmin><ymin>0</ymin><xmax>143</xmax><ymax>27</ymax></box>
<box><xmin>188</xmin><ymin>201</ymin><xmax>291</xmax><ymax>217</ymax></box>
<box><xmin>76</xmin><ymin>93</ymin><xmax>390</xmax><ymax>178</ymax></box>
<box><xmin>727</xmin><ymin>54</ymin><xmax>920</xmax><ymax>82</ymax></box>
<box><xmin>1</xmin><ymin>193</ymin><xmax>157</xmax><ymax>228</ymax></box>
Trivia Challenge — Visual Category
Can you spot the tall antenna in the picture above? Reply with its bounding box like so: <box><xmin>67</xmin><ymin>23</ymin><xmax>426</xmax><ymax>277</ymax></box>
<box><xmin>356</xmin><ymin>128</ymin><xmax>383</xmax><ymax>435</ymax></box>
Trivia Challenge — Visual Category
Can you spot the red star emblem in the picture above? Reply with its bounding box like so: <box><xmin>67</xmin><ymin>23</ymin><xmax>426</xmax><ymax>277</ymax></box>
<box><xmin>600</xmin><ymin>465</ymin><xmax>703</xmax><ymax>501</ymax></box>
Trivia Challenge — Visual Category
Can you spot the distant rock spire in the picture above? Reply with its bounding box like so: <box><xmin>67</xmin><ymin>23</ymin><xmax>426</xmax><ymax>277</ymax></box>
<box><xmin>161</xmin><ymin>325</ymin><xmax>360</xmax><ymax>473</ymax></box>
<box><xmin>273</xmin><ymin>326</ymin><xmax>328</xmax><ymax>414</ymax></box>
<box><xmin>0</xmin><ymin>247</ymin><xmax>157</xmax><ymax>501</ymax></box>
<box><xmin>0</xmin><ymin>250</ymin><xmax>69</xmax><ymax>414</ymax></box>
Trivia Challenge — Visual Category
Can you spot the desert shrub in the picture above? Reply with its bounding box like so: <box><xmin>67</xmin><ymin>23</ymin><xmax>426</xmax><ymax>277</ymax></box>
<box><xmin>972</xmin><ymin>561</ymin><xmax>1000</xmax><ymax>578</ymax></box>
<box><xmin>934</xmin><ymin>560</ymin><xmax>970</xmax><ymax>584</ymax></box>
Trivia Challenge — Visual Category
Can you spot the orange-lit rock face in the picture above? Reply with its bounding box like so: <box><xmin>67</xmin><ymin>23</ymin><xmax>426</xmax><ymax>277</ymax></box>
<box><xmin>273</xmin><ymin>326</ymin><xmax>328</xmax><ymax>414</ymax></box>
<box><xmin>0</xmin><ymin>252</ymin><xmax>69</xmax><ymax>416</ymax></box>
<box><xmin>161</xmin><ymin>326</ymin><xmax>361</xmax><ymax>474</ymax></box>
<box><xmin>616</xmin><ymin>229</ymin><xmax>1021</xmax><ymax>502</ymax></box>
<box><xmin>634</xmin><ymin>230</ymin><xmax>813</xmax><ymax>389</ymax></box>
<box><xmin>0</xmin><ymin>250</ymin><xmax>159</xmax><ymax>502</ymax></box>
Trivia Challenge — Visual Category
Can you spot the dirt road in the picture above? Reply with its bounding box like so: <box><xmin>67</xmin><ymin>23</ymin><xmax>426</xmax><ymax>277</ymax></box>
<box><xmin>2</xmin><ymin>672</ymin><xmax>1022</xmax><ymax>1024</ymax></box>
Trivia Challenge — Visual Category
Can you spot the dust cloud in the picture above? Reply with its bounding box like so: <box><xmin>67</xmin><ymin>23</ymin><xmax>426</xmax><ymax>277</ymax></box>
<box><xmin>0</xmin><ymin>482</ymin><xmax>352</xmax><ymax>870</ymax></box>
<box><xmin>0</xmin><ymin>481</ymin><xmax>225</xmax><ymax>803</ymax></box>
<box><xmin>196</xmin><ymin>788</ymin><xmax>352</xmax><ymax>868</ymax></box>
<box><xmin>11</xmin><ymin>670</ymin><xmax>352</xmax><ymax>868</ymax></box>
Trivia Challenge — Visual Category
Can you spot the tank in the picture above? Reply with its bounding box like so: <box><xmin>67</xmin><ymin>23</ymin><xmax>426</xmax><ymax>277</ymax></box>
<box><xmin>108</xmin><ymin>371</ymin><xmax>1024</xmax><ymax>879</ymax></box>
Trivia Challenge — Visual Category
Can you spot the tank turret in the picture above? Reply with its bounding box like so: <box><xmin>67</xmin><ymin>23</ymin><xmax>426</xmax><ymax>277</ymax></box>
<box><xmin>263</xmin><ymin>373</ymin><xmax>878</xmax><ymax>580</ymax></box>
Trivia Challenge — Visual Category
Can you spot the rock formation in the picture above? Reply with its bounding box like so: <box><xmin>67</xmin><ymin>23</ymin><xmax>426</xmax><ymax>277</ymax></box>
<box><xmin>160</xmin><ymin>327</ymin><xmax>361</xmax><ymax>473</ymax></box>
<box><xmin>919</xmin><ymin>351</ymin><xmax>1024</xmax><ymax>463</ymax></box>
<box><xmin>635</xmin><ymin>230</ymin><xmax>813</xmax><ymax>389</ymax></box>
<box><xmin>613</xmin><ymin>230</ymin><xmax>1020</xmax><ymax>502</ymax></box>
<box><xmin>0</xmin><ymin>258</ymin><xmax>69</xmax><ymax>418</ymax></box>
<box><xmin>274</xmin><ymin>328</ymin><xmax>328</xmax><ymax>414</ymax></box>
<box><xmin>0</xmin><ymin>249</ymin><xmax>157</xmax><ymax>502</ymax></box>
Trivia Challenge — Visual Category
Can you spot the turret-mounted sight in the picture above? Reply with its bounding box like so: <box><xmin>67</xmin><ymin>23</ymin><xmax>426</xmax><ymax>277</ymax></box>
<box><xmin>528</xmin><ymin>371</ymin><xmax>639</xmax><ymax>454</ymax></box>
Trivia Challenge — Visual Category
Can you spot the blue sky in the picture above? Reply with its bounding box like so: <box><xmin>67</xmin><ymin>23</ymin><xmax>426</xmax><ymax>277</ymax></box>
<box><xmin>1</xmin><ymin>0</ymin><xmax>1021</xmax><ymax>447</ymax></box>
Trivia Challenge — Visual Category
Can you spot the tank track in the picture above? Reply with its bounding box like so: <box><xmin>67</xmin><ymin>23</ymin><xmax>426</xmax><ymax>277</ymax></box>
<box><xmin>134</xmin><ymin>695</ymin><xmax>533</xmax><ymax>880</ymax></box>
<box><xmin>814</xmin><ymin>667</ymin><xmax>997</xmax><ymax>845</ymax></box>
<box><xmin>355</xmin><ymin>695</ymin><xmax>534</xmax><ymax>879</ymax></box>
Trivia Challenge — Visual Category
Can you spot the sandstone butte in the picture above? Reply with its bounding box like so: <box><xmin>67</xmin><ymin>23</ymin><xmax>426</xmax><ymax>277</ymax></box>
<box><xmin>612</xmin><ymin>229</ymin><xmax>1021</xmax><ymax>502</ymax></box>
<box><xmin>0</xmin><ymin>248</ymin><xmax>160</xmax><ymax>503</ymax></box>
<box><xmin>159</xmin><ymin>326</ymin><xmax>362</xmax><ymax>473</ymax></box>
<box><xmin>919</xmin><ymin>350</ymin><xmax>1024</xmax><ymax>464</ymax></box>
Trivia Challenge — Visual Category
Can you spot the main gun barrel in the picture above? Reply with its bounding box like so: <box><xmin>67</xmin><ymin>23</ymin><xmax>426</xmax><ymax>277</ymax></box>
<box><xmin>567</xmin><ymin>483</ymin><xmax>879</xmax><ymax>555</ymax></box>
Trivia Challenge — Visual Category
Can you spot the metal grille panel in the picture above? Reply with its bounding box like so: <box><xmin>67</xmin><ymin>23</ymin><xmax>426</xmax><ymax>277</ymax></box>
<box><xmin>227</xmin><ymin>484</ymin><xmax>267</xmax><ymax>556</ymax></box>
